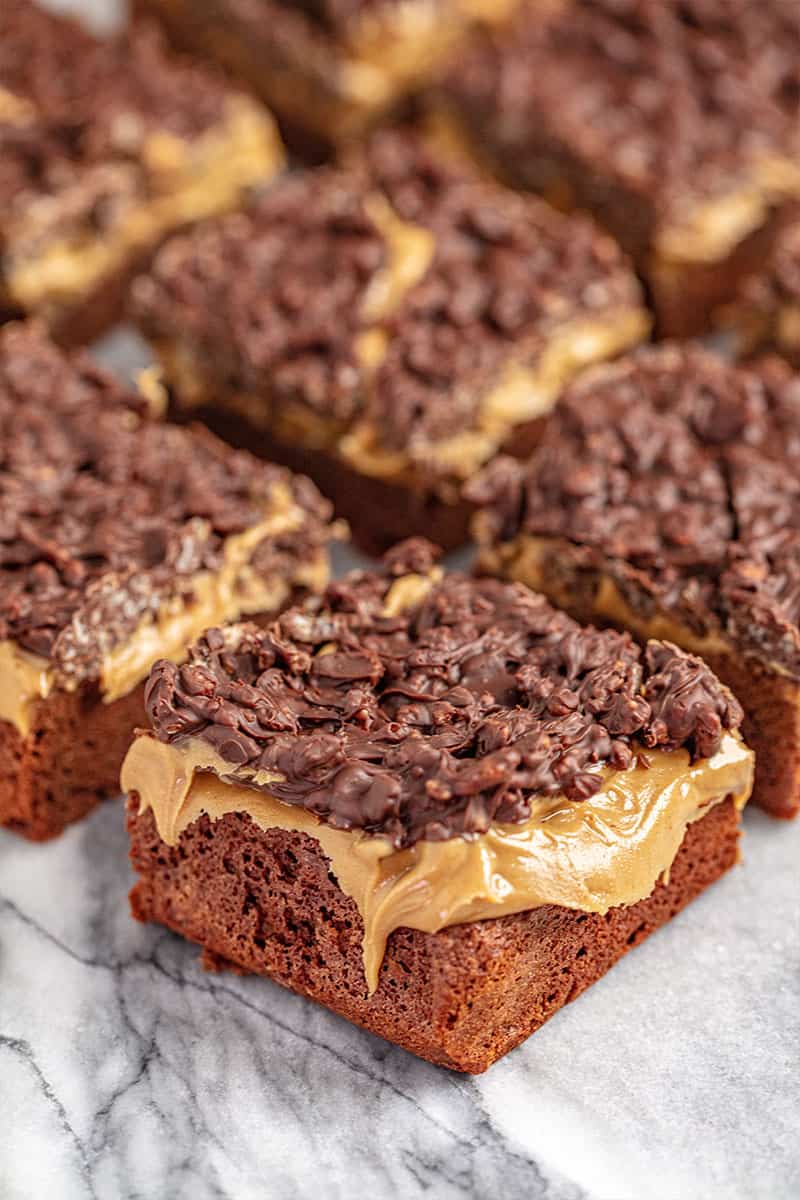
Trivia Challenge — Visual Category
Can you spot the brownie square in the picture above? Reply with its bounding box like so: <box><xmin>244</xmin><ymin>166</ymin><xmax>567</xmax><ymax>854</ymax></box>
<box><xmin>123</xmin><ymin>541</ymin><xmax>753</xmax><ymax>1072</ymax></box>
<box><xmin>0</xmin><ymin>322</ymin><xmax>333</xmax><ymax>840</ymax></box>
<box><xmin>131</xmin><ymin>0</ymin><xmax>523</xmax><ymax>149</ymax></box>
<box><xmin>720</xmin><ymin>205</ymin><xmax>800</xmax><ymax>366</ymax></box>
<box><xmin>441</xmin><ymin>0</ymin><xmax>800</xmax><ymax>337</ymax></box>
<box><xmin>0</xmin><ymin>0</ymin><xmax>284</xmax><ymax>345</ymax></box>
<box><xmin>470</xmin><ymin>344</ymin><xmax>800</xmax><ymax>819</ymax></box>
<box><xmin>132</xmin><ymin>133</ymin><xmax>648</xmax><ymax>554</ymax></box>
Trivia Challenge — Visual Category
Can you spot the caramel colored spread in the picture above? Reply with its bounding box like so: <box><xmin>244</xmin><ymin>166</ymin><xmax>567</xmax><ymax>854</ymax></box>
<box><xmin>654</xmin><ymin>158</ymin><xmax>800</xmax><ymax>266</ymax></box>
<box><xmin>341</xmin><ymin>306</ymin><xmax>650</xmax><ymax>486</ymax></box>
<box><xmin>777</xmin><ymin>306</ymin><xmax>800</xmax><ymax>349</ymax></box>
<box><xmin>0</xmin><ymin>641</ymin><xmax>53</xmax><ymax>738</ymax></box>
<box><xmin>0</xmin><ymin>506</ymin><xmax>329</xmax><ymax>736</ymax></box>
<box><xmin>483</xmin><ymin>532</ymin><xmax>733</xmax><ymax>660</ymax></box>
<box><xmin>5</xmin><ymin>98</ymin><xmax>284</xmax><ymax>318</ymax></box>
<box><xmin>360</xmin><ymin>194</ymin><xmax>435</xmax><ymax>324</ymax></box>
<box><xmin>309</xmin><ymin>0</ymin><xmax>524</xmax><ymax>127</ymax></box>
<box><xmin>0</xmin><ymin>86</ymin><xmax>35</xmax><ymax>126</ymax></box>
<box><xmin>122</xmin><ymin>730</ymin><xmax>753</xmax><ymax>993</ymax></box>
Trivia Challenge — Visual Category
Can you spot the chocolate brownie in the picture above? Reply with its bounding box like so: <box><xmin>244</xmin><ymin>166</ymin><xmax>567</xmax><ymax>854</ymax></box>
<box><xmin>0</xmin><ymin>322</ymin><xmax>334</xmax><ymax>840</ymax></box>
<box><xmin>123</xmin><ymin>541</ymin><xmax>753</xmax><ymax>1071</ymax></box>
<box><xmin>470</xmin><ymin>343</ymin><xmax>800</xmax><ymax>818</ymax></box>
<box><xmin>131</xmin><ymin>0</ymin><xmax>523</xmax><ymax>151</ymax></box>
<box><xmin>441</xmin><ymin>0</ymin><xmax>800</xmax><ymax>337</ymax></box>
<box><xmin>132</xmin><ymin>132</ymin><xmax>648</xmax><ymax>554</ymax></box>
<box><xmin>720</xmin><ymin>205</ymin><xmax>800</xmax><ymax>366</ymax></box>
<box><xmin>0</xmin><ymin>0</ymin><xmax>284</xmax><ymax>345</ymax></box>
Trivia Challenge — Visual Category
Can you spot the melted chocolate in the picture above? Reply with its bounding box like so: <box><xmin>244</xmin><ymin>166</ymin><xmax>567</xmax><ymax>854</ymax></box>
<box><xmin>445</xmin><ymin>0</ymin><xmax>800</xmax><ymax>238</ymax></box>
<box><xmin>135</xmin><ymin>133</ymin><xmax>640</xmax><ymax>462</ymax></box>
<box><xmin>0</xmin><ymin>322</ymin><xmax>331</xmax><ymax>682</ymax></box>
<box><xmin>470</xmin><ymin>345</ymin><xmax>800</xmax><ymax>678</ymax></box>
<box><xmin>145</xmin><ymin>540</ymin><xmax>743</xmax><ymax>847</ymax></box>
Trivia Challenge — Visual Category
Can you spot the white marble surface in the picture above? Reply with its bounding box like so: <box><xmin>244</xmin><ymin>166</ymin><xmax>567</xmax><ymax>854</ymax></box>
<box><xmin>2</xmin><ymin>324</ymin><xmax>800</xmax><ymax>1200</ymax></box>
<box><xmin>2</xmin><ymin>795</ymin><xmax>798</xmax><ymax>1200</ymax></box>
<box><xmin>5</xmin><ymin>4</ymin><xmax>800</xmax><ymax>1194</ymax></box>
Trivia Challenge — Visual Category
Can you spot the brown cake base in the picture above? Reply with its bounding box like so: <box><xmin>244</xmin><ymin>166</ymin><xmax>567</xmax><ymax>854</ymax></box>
<box><xmin>0</xmin><ymin>684</ymin><xmax>147</xmax><ymax>842</ymax></box>
<box><xmin>650</xmin><ymin>212</ymin><xmax>795</xmax><ymax>340</ymax></box>
<box><xmin>127</xmin><ymin>796</ymin><xmax>740</xmax><ymax>1073</ymax></box>
<box><xmin>693</xmin><ymin>650</ymin><xmax>799</xmax><ymax>820</ymax></box>
<box><xmin>3</xmin><ymin>242</ymin><xmax>201</xmax><ymax>349</ymax></box>
<box><xmin>168</xmin><ymin>400</ymin><xmax>547</xmax><ymax>556</ymax></box>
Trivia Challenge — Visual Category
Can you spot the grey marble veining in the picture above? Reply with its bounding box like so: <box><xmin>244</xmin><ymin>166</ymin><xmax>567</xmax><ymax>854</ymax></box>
<box><xmin>5</xmin><ymin>4</ymin><xmax>800</xmax><ymax>1194</ymax></box>
<box><xmin>2</xmin><ymin>798</ymin><xmax>798</xmax><ymax>1200</ymax></box>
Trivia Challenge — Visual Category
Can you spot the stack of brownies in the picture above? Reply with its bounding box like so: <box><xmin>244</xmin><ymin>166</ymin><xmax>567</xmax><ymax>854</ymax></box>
<box><xmin>2</xmin><ymin>0</ymin><xmax>798</xmax><ymax>1073</ymax></box>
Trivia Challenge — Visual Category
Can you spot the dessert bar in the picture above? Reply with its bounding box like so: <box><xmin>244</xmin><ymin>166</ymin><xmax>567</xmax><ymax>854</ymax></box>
<box><xmin>471</xmin><ymin>344</ymin><xmax>800</xmax><ymax>818</ymax></box>
<box><xmin>0</xmin><ymin>0</ymin><xmax>284</xmax><ymax>345</ymax></box>
<box><xmin>123</xmin><ymin>540</ymin><xmax>753</xmax><ymax>1072</ymax></box>
<box><xmin>720</xmin><ymin>207</ymin><xmax>800</xmax><ymax>367</ymax></box>
<box><xmin>441</xmin><ymin>0</ymin><xmax>800</xmax><ymax>337</ymax></box>
<box><xmin>132</xmin><ymin>0</ymin><xmax>522</xmax><ymax>150</ymax></box>
<box><xmin>0</xmin><ymin>322</ymin><xmax>333</xmax><ymax>840</ymax></box>
<box><xmin>133</xmin><ymin>134</ymin><xmax>647</xmax><ymax>553</ymax></box>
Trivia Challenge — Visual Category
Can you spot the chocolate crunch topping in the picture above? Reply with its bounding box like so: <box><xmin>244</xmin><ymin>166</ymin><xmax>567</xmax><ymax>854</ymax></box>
<box><xmin>0</xmin><ymin>322</ymin><xmax>331</xmax><ymax>683</ymax></box>
<box><xmin>145</xmin><ymin>540</ymin><xmax>743</xmax><ymax>847</ymax></box>
<box><xmin>470</xmin><ymin>344</ymin><xmax>800</xmax><ymax>679</ymax></box>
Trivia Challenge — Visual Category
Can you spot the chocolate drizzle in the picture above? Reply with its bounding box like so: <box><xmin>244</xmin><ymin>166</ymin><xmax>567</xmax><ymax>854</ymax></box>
<box><xmin>144</xmin><ymin>540</ymin><xmax>743</xmax><ymax>847</ymax></box>
<box><xmin>135</xmin><ymin>133</ymin><xmax>641</xmax><ymax>465</ymax></box>
<box><xmin>470</xmin><ymin>345</ymin><xmax>800</xmax><ymax>678</ymax></box>
<box><xmin>0</xmin><ymin>322</ymin><xmax>331</xmax><ymax>682</ymax></box>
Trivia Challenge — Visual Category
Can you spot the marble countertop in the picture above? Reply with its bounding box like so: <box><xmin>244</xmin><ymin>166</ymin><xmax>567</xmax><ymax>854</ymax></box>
<box><xmin>4</xmin><ymin>3</ymin><xmax>800</xmax><ymax>1189</ymax></box>
<box><xmin>2</xmin><ymin>790</ymin><xmax>798</xmax><ymax>1200</ymax></box>
<box><xmin>1</xmin><ymin>333</ymin><xmax>799</xmax><ymax>1200</ymax></box>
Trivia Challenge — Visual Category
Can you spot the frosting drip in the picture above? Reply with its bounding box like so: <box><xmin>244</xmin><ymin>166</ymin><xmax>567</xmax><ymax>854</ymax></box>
<box><xmin>122</xmin><ymin>731</ymin><xmax>753</xmax><ymax>993</ymax></box>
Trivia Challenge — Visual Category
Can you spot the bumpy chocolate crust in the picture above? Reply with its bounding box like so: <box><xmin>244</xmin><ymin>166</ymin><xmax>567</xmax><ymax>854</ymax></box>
<box><xmin>145</xmin><ymin>539</ymin><xmax>742</xmax><ymax>847</ymax></box>
<box><xmin>470</xmin><ymin>345</ymin><xmax>800</xmax><ymax>679</ymax></box>
<box><xmin>733</xmin><ymin>212</ymin><xmax>800</xmax><ymax>335</ymax></box>
<box><xmin>444</xmin><ymin>0</ymin><xmax>800</xmax><ymax>244</ymax></box>
<box><xmin>0</xmin><ymin>0</ymin><xmax>273</xmax><ymax>335</ymax></box>
<box><xmin>134</xmin><ymin>135</ymin><xmax>640</xmax><ymax>463</ymax></box>
<box><xmin>1</xmin><ymin>0</ymin><xmax>229</xmax><ymax>162</ymax></box>
<box><xmin>0</xmin><ymin>322</ymin><xmax>331</xmax><ymax>682</ymax></box>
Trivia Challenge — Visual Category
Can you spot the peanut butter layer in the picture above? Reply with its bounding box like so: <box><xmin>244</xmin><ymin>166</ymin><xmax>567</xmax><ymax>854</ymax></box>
<box><xmin>122</xmin><ymin>728</ymin><xmax>753</xmax><ymax>993</ymax></box>
<box><xmin>469</xmin><ymin>345</ymin><xmax>800</xmax><ymax>681</ymax></box>
<box><xmin>141</xmin><ymin>541</ymin><xmax>747</xmax><ymax>851</ymax></box>
<box><xmin>134</xmin><ymin>133</ymin><xmax>647</xmax><ymax>495</ymax></box>
<box><xmin>0</xmin><ymin>641</ymin><xmax>52</xmax><ymax>738</ymax></box>
<box><xmin>0</xmin><ymin>1</ymin><xmax>284</xmax><ymax>326</ymax></box>
<box><xmin>0</xmin><ymin>323</ymin><xmax>334</xmax><ymax>733</ymax></box>
<box><xmin>134</xmin><ymin>0</ymin><xmax>524</xmax><ymax>142</ymax></box>
<box><xmin>443</xmin><ymin>0</ymin><xmax>800</xmax><ymax>267</ymax></box>
<box><xmin>721</xmin><ymin>214</ymin><xmax>800</xmax><ymax>361</ymax></box>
